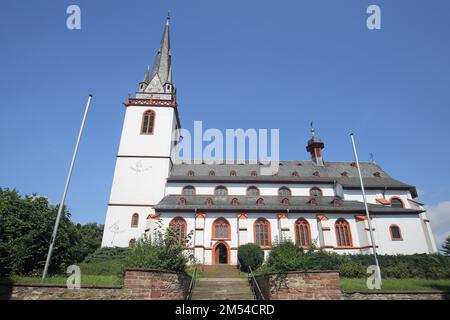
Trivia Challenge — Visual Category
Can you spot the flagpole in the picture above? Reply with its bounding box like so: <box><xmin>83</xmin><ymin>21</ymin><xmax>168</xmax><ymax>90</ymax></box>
<box><xmin>350</xmin><ymin>133</ymin><xmax>382</xmax><ymax>285</ymax></box>
<box><xmin>42</xmin><ymin>94</ymin><xmax>92</xmax><ymax>282</ymax></box>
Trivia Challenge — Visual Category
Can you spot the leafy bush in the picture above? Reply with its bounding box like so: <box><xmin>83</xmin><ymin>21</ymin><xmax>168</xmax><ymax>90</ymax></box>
<box><xmin>257</xmin><ymin>239</ymin><xmax>450</xmax><ymax>279</ymax></box>
<box><xmin>238</xmin><ymin>243</ymin><xmax>264</xmax><ymax>271</ymax></box>
<box><xmin>125</xmin><ymin>225</ymin><xmax>193</xmax><ymax>272</ymax></box>
<box><xmin>83</xmin><ymin>247</ymin><xmax>130</xmax><ymax>264</ymax></box>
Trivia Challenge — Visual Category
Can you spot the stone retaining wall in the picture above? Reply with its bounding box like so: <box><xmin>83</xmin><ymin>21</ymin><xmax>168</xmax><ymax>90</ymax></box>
<box><xmin>123</xmin><ymin>268</ymin><xmax>191</xmax><ymax>300</ymax></box>
<box><xmin>0</xmin><ymin>283</ymin><xmax>132</xmax><ymax>300</ymax></box>
<box><xmin>344</xmin><ymin>292</ymin><xmax>450</xmax><ymax>300</ymax></box>
<box><xmin>0</xmin><ymin>269</ymin><xmax>191</xmax><ymax>300</ymax></box>
<box><xmin>255</xmin><ymin>271</ymin><xmax>342</xmax><ymax>300</ymax></box>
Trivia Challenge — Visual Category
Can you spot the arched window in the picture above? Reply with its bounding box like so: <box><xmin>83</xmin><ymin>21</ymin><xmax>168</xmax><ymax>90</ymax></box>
<box><xmin>212</xmin><ymin>218</ymin><xmax>230</xmax><ymax>240</ymax></box>
<box><xmin>310</xmin><ymin>187</ymin><xmax>323</xmax><ymax>197</ymax></box>
<box><xmin>390</xmin><ymin>197</ymin><xmax>404</xmax><ymax>208</ymax></box>
<box><xmin>247</xmin><ymin>186</ymin><xmax>260</xmax><ymax>196</ymax></box>
<box><xmin>230</xmin><ymin>170</ymin><xmax>237</xmax><ymax>177</ymax></box>
<box><xmin>209</xmin><ymin>170</ymin><xmax>216</xmax><ymax>176</ymax></box>
<box><xmin>256</xmin><ymin>198</ymin><xmax>265</xmax><ymax>205</ymax></box>
<box><xmin>205</xmin><ymin>197</ymin><xmax>213</xmax><ymax>205</ymax></box>
<box><xmin>128</xmin><ymin>238</ymin><xmax>136</xmax><ymax>247</ymax></box>
<box><xmin>389</xmin><ymin>225</ymin><xmax>403</xmax><ymax>240</ymax></box>
<box><xmin>170</xmin><ymin>217</ymin><xmax>187</xmax><ymax>242</ymax></box>
<box><xmin>335</xmin><ymin>219</ymin><xmax>352</xmax><ymax>247</ymax></box>
<box><xmin>214</xmin><ymin>186</ymin><xmax>228</xmax><ymax>196</ymax></box>
<box><xmin>182</xmin><ymin>185</ymin><xmax>195</xmax><ymax>195</ymax></box>
<box><xmin>141</xmin><ymin>110</ymin><xmax>155</xmax><ymax>134</ymax></box>
<box><xmin>295</xmin><ymin>219</ymin><xmax>311</xmax><ymax>247</ymax></box>
<box><xmin>131</xmin><ymin>213</ymin><xmax>139</xmax><ymax>228</ymax></box>
<box><xmin>187</xmin><ymin>170</ymin><xmax>195</xmax><ymax>177</ymax></box>
<box><xmin>178</xmin><ymin>197</ymin><xmax>186</xmax><ymax>205</ymax></box>
<box><xmin>278</xmin><ymin>187</ymin><xmax>291</xmax><ymax>197</ymax></box>
<box><xmin>231</xmin><ymin>198</ymin><xmax>239</xmax><ymax>206</ymax></box>
<box><xmin>254</xmin><ymin>218</ymin><xmax>271</xmax><ymax>247</ymax></box>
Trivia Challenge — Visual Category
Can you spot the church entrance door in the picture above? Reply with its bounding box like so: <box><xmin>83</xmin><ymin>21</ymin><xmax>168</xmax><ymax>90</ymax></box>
<box><xmin>214</xmin><ymin>242</ymin><xmax>228</xmax><ymax>264</ymax></box>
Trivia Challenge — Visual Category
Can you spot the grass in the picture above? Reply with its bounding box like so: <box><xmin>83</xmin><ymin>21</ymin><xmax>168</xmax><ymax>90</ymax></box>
<box><xmin>341</xmin><ymin>278</ymin><xmax>450</xmax><ymax>293</ymax></box>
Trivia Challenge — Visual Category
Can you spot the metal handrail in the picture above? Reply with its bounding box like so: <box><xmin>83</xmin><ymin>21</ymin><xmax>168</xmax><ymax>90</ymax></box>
<box><xmin>248</xmin><ymin>265</ymin><xmax>265</xmax><ymax>300</ymax></box>
<box><xmin>186</xmin><ymin>267</ymin><xmax>197</xmax><ymax>300</ymax></box>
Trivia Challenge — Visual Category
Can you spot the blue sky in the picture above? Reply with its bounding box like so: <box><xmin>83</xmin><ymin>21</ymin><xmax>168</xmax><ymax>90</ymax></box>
<box><xmin>1</xmin><ymin>1</ymin><xmax>449</xmax><ymax>247</ymax></box>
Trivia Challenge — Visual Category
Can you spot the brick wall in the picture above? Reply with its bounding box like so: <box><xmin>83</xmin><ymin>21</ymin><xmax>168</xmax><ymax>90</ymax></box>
<box><xmin>123</xmin><ymin>268</ymin><xmax>191</xmax><ymax>300</ymax></box>
<box><xmin>255</xmin><ymin>271</ymin><xmax>342</xmax><ymax>300</ymax></box>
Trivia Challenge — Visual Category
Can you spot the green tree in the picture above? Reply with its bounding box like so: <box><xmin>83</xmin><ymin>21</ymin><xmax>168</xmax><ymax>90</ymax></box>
<box><xmin>0</xmin><ymin>188</ymin><xmax>100</xmax><ymax>276</ymax></box>
<box><xmin>442</xmin><ymin>235</ymin><xmax>450</xmax><ymax>256</ymax></box>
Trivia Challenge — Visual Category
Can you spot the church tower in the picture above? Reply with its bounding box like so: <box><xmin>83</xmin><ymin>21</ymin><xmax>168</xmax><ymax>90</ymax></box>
<box><xmin>101</xmin><ymin>15</ymin><xmax>179</xmax><ymax>247</ymax></box>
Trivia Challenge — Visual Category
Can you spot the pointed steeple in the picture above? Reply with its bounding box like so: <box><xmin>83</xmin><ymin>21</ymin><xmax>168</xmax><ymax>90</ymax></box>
<box><xmin>151</xmin><ymin>13</ymin><xmax>171</xmax><ymax>85</ymax></box>
<box><xmin>137</xmin><ymin>14</ymin><xmax>176</xmax><ymax>99</ymax></box>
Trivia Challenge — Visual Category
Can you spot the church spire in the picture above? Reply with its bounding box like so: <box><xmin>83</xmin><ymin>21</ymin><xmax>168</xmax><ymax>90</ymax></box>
<box><xmin>151</xmin><ymin>14</ymin><xmax>171</xmax><ymax>85</ymax></box>
<box><xmin>138</xmin><ymin>14</ymin><xmax>175</xmax><ymax>97</ymax></box>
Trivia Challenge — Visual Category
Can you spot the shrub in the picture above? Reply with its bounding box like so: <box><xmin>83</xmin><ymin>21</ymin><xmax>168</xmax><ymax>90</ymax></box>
<box><xmin>83</xmin><ymin>247</ymin><xmax>130</xmax><ymax>264</ymax></box>
<box><xmin>264</xmin><ymin>240</ymin><xmax>307</xmax><ymax>273</ymax></box>
<box><xmin>238</xmin><ymin>243</ymin><xmax>264</xmax><ymax>272</ymax></box>
<box><xmin>339</xmin><ymin>260</ymin><xmax>366</xmax><ymax>278</ymax></box>
<box><xmin>125</xmin><ymin>226</ymin><xmax>193</xmax><ymax>272</ymax></box>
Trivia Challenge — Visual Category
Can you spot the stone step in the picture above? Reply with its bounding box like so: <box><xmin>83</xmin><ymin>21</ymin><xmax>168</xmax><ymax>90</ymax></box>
<box><xmin>190</xmin><ymin>274</ymin><xmax>254</xmax><ymax>300</ymax></box>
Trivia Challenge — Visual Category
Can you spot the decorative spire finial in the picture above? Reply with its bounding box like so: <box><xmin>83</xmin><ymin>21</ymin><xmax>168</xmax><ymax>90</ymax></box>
<box><xmin>310</xmin><ymin>121</ymin><xmax>315</xmax><ymax>137</ymax></box>
<box><xmin>166</xmin><ymin>11</ymin><xmax>170</xmax><ymax>25</ymax></box>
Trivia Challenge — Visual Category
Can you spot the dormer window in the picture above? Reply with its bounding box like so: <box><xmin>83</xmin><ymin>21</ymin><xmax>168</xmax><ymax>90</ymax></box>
<box><xmin>390</xmin><ymin>197</ymin><xmax>404</xmax><ymax>208</ymax></box>
<box><xmin>231</xmin><ymin>198</ymin><xmax>239</xmax><ymax>206</ymax></box>
<box><xmin>278</xmin><ymin>187</ymin><xmax>291</xmax><ymax>197</ymax></box>
<box><xmin>256</xmin><ymin>198</ymin><xmax>265</xmax><ymax>205</ymax></box>
<box><xmin>182</xmin><ymin>186</ymin><xmax>195</xmax><ymax>195</ymax></box>
<box><xmin>341</xmin><ymin>171</ymin><xmax>348</xmax><ymax>178</ymax></box>
<box><xmin>310</xmin><ymin>187</ymin><xmax>323</xmax><ymax>197</ymax></box>
<box><xmin>187</xmin><ymin>170</ymin><xmax>195</xmax><ymax>177</ymax></box>
<box><xmin>282</xmin><ymin>198</ymin><xmax>289</xmax><ymax>205</ymax></box>
<box><xmin>209</xmin><ymin>170</ymin><xmax>216</xmax><ymax>176</ymax></box>
<box><xmin>313</xmin><ymin>171</ymin><xmax>320</xmax><ymax>177</ymax></box>
<box><xmin>309</xmin><ymin>198</ymin><xmax>317</xmax><ymax>206</ymax></box>
<box><xmin>205</xmin><ymin>197</ymin><xmax>213</xmax><ymax>205</ymax></box>
<box><xmin>250</xmin><ymin>171</ymin><xmax>257</xmax><ymax>177</ymax></box>
<box><xmin>230</xmin><ymin>170</ymin><xmax>237</xmax><ymax>177</ymax></box>
<box><xmin>214</xmin><ymin>186</ymin><xmax>228</xmax><ymax>196</ymax></box>
<box><xmin>178</xmin><ymin>197</ymin><xmax>186</xmax><ymax>205</ymax></box>
<box><xmin>350</xmin><ymin>162</ymin><xmax>357</xmax><ymax>168</ymax></box>
<box><xmin>373</xmin><ymin>171</ymin><xmax>381</xmax><ymax>177</ymax></box>
<box><xmin>247</xmin><ymin>186</ymin><xmax>260</xmax><ymax>196</ymax></box>
<box><xmin>291</xmin><ymin>171</ymin><xmax>299</xmax><ymax>177</ymax></box>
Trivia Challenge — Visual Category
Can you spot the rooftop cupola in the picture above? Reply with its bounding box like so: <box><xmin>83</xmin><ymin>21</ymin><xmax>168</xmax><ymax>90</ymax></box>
<box><xmin>306</xmin><ymin>123</ymin><xmax>325</xmax><ymax>166</ymax></box>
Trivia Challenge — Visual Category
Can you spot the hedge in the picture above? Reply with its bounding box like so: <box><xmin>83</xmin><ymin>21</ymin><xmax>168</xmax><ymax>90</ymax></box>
<box><xmin>258</xmin><ymin>241</ymin><xmax>450</xmax><ymax>279</ymax></box>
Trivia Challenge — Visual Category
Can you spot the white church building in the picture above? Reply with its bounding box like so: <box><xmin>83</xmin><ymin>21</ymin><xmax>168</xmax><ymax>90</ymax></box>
<box><xmin>101</xmin><ymin>17</ymin><xmax>437</xmax><ymax>265</ymax></box>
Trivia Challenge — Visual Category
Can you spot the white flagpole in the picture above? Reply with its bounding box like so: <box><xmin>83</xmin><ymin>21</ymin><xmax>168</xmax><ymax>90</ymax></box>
<box><xmin>350</xmin><ymin>133</ymin><xmax>382</xmax><ymax>286</ymax></box>
<box><xmin>42</xmin><ymin>94</ymin><xmax>92</xmax><ymax>282</ymax></box>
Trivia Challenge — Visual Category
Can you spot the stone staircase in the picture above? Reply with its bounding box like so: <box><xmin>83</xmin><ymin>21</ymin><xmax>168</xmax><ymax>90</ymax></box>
<box><xmin>190</xmin><ymin>265</ymin><xmax>255</xmax><ymax>300</ymax></box>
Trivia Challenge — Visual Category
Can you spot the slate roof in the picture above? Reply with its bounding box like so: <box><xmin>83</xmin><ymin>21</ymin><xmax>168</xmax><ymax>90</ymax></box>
<box><xmin>168</xmin><ymin>161</ymin><xmax>418</xmax><ymax>197</ymax></box>
<box><xmin>154</xmin><ymin>195</ymin><xmax>423</xmax><ymax>214</ymax></box>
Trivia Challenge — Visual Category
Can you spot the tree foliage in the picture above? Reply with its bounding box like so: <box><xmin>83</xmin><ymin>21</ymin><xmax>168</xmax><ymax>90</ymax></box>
<box><xmin>0</xmin><ymin>188</ymin><xmax>103</xmax><ymax>277</ymax></box>
<box><xmin>442</xmin><ymin>235</ymin><xmax>450</xmax><ymax>256</ymax></box>
<box><xmin>238</xmin><ymin>243</ymin><xmax>264</xmax><ymax>272</ymax></box>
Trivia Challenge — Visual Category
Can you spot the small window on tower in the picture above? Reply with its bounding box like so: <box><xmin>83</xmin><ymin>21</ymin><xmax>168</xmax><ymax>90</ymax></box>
<box><xmin>141</xmin><ymin>110</ymin><xmax>156</xmax><ymax>134</ymax></box>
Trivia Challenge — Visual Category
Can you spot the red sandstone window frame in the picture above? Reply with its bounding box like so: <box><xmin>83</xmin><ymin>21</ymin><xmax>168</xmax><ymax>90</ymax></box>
<box><xmin>182</xmin><ymin>185</ymin><xmax>196</xmax><ymax>195</ymax></box>
<box><xmin>212</xmin><ymin>217</ymin><xmax>231</xmax><ymax>240</ymax></box>
<box><xmin>335</xmin><ymin>218</ymin><xmax>353</xmax><ymax>248</ymax></box>
<box><xmin>128</xmin><ymin>238</ymin><xmax>136</xmax><ymax>247</ymax></box>
<box><xmin>254</xmin><ymin>218</ymin><xmax>271</xmax><ymax>248</ymax></box>
<box><xmin>309</xmin><ymin>187</ymin><xmax>323</xmax><ymax>197</ymax></box>
<box><xmin>140</xmin><ymin>109</ymin><xmax>156</xmax><ymax>135</ymax></box>
<box><xmin>389</xmin><ymin>224</ymin><xmax>403</xmax><ymax>241</ymax></box>
<box><xmin>214</xmin><ymin>185</ymin><xmax>228</xmax><ymax>196</ymax></box>
<box><xmin>246</xmin><ymin>186</ymin><xmax>260</xmax><ymax>196</ymax></box>
<box><xmin>169</xmin><ymin>216</ymin><xmax>187</xmax><ymax>242</ymax></box>
<box><xmin>294</xmin><ymin>218</ymin><xmax>312</xmax><ymax>248</ymax></box>
<box><xmin>278</xmin><ymin>187</ymin><xmax>292</xmax><ymax>197</ymax></box>
<box><xmin>130</xmin><ymin>213</ymin><xmax>139</xmax><ymax>228</ymax></box>
<box><xmin>389</xmin><ymin>197</ymin><xmax>405</xmax><ymax>208</ymax></box>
